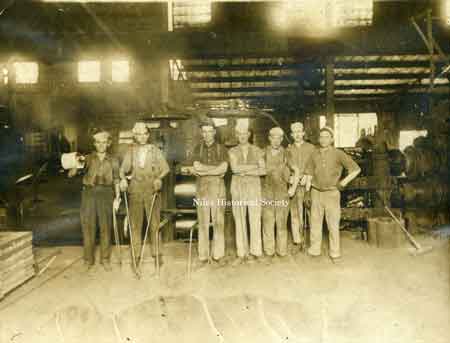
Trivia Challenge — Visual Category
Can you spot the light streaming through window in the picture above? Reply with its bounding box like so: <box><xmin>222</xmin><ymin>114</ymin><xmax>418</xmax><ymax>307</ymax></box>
<box><xmin>78</xmin><ymin>61</ymin><xmax>100</xmax><ymax>83</ymax></box>
<box><xmin>112</xmin><ymin>60</ymin><xmax>129</xmax><ymax>83</ymax></box>
<box><xmin>14</xmin><ymin>62</ymin><xmax>38</xmax><ymax>84</ymax></box>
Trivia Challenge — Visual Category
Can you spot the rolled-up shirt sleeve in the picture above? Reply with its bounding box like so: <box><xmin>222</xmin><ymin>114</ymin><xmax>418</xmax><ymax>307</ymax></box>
<box><xmin>338</xmin><ymin>150</ymin><xmax>360</xmax><ymax>173</ymax></box>
<box><xmin>189</xmin><ymin>145</ymin><xmax>201</xmax><ymax>164</ymax></box>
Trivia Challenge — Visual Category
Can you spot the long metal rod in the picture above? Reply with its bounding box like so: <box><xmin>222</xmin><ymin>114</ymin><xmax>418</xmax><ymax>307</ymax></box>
<box><xmin>112</xmin><ymin>204</ymin><xmax>122</xmax><ymax>266</ymax></box>
<box><xmin>123</xmin><ymin>191</ymin><xmax>140</xmax><ymax>278</ymax></box>
<box><xmin>138</xmin><ymin>192</ymin><xmax>158</xmax><ymax>270</ymax></box>
<box><xmin>427</xmin><ymin>9</ymin><xmax>435</xmax><ymax>97</ymax></box>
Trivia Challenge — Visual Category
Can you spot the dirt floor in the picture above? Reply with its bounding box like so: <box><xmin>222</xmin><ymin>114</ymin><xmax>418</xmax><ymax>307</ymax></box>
<box><xmin>0</xmin><ymin>232</ymin><xmax>448</xmax><ymax>343</ymax></box>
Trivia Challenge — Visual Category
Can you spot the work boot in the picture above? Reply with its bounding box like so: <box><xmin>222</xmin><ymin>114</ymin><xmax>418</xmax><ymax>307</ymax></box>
<box><xmin>101</xmin><ymin>261</ymin><xmax>112</xmax><ymax>272</ymax></box>
<box><xmin>307</xmin><ymin>248</ymin><xmax>321</xmax><ymax>258</ymax></box>
<box><xmin>154</xmin><ymin>255</ymin><xmax>164</xmax><ymax>268</ymax></box>
<box><xmin>246</xmin><ymin>255</ymin><xmax>257</xmax><ymax>264</ymax></box>
<box><xmin>231</xmin><ymin>257</ymin><xmax>245</xmax><ymax>267</ymax></box>
<box><xmin>259</xmin><ymin>255</ymin><xmax>272</xmax><ymax>265</ymax></box>
<box><xmin>84</xmin><ymin>261</ymin><xmax>94</xmax><ymax>272</ymax></box>
<box><xmin>212</xmin><ymin>258</ymin><xmax>227</xmax><ymax>267</ymax></box>
<box><xmin>330</xmin><ymin>256</ymin><xmax>343</xmax><ymax>265</ymax></box>
<box><xmin>291</xmin><ymin>243</ymin><xmax>304</xmax><ymax>255</ymax></box>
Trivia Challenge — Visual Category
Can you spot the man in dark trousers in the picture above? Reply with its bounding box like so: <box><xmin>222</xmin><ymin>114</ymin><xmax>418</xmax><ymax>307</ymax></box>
<box><xmin>305</xmin><ymin>126</ymin><xmax>360</xmax><ymax>262</ymax></box>
<box><xmin>69</xmin><ymin>130</ymin><xmax>120</xmax><ymax>271</ymax></box>
<box><xmin>182</xmin><ymin>120</ymin><xmax>228</xmax><ymax>266</ymax></box>
<box><xmin>119</xmin><ymin>122</ymin><xmax>170</xmax><ymax>267</ymax></box>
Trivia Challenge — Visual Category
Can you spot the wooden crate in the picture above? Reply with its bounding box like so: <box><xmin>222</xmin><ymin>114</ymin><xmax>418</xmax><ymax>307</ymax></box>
<box><xmin>0</xmin><ymin>231</ymin><xmax>35</xmax><ymax>299</ymax></box>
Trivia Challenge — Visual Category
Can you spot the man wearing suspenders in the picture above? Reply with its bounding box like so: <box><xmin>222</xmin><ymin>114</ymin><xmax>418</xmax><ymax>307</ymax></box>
<box><xmin>262</xmin><ymin>127</ymin><xmax>291</xmax><ymax>260</ymax></box>
<box><xmin>119</xmin><ymin>122</ymin><xmax>170</xmax><ymax>266</ymax></box>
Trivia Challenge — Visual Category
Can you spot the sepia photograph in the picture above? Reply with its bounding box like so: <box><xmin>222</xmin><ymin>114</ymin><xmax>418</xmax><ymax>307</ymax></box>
<box><xmin>0</xmin><ymin>0</ymin><xmax>449</xmax><ymax>342</ymax></box>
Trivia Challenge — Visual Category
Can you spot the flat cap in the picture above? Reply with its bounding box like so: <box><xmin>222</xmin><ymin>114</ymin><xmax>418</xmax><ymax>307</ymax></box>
<box><xmin>269</xmin><ymin>127</ymin><xmax>284</xmax><ymax>137</ymax></box>
<box><xmin>92</xmin><ymin>130</ymin><xmax>110</xmax><ymax>141</ymax></box>
<box><xmin>235</xmin><ymin>120</ymin><xmax>250</xmax><ymax>133</ymax></box>
<box><xmin>290</xmin><ymin>122</ymin><xmax>304</xmax><ymax>132</ymax></box>
<box><xmin>199</xmin><ymin>118</ymin><xmax>216</xmax><ymax>129</ymax></box>
<box><xmin>132</xmin><ymin>122</ymin><xmax>149</xmax><ymax>134</ymax></box>
<box><xmin>320</xmin><ymin>126</ymin><xmax>334</xmax><ymax>136</ymax></box>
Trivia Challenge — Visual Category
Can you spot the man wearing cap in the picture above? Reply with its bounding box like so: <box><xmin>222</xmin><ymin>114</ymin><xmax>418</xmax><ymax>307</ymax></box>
<box><xmin>304</xmin><ymin>126</ymin><xmax>361</xmax><ymax>261</ymax></box>
<box><xmin>119</xmin><ymin>122</ymin><xmax>170</xmax><ymax>266</ymax></box>
<box><xmin>229</xmin><ymin>122</ymin><xmax>266</xmax><ymax>265</ymax></box>
<box><xmin>68</xmin><ymin>130</ymin><xmax>120</xmax><ymax>271</ymax></box>
<box><xmin>181</xmin><ymin>121</ymin><xmax>228</xmax><ymax>266</ymax></box>
<box><xmin>286</xmin><ymin>122</ymin><xmax>315</xmax><ymax>253</ymax></box>
<box><xmin>262</xmin><ymin>127</ymin><xmax>291</xmax><ymax>259</ymax></box>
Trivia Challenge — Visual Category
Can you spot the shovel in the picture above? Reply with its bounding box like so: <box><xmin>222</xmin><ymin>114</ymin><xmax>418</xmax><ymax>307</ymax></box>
<box><xmin>384</xmin><ymin>206</ymin><xmax>433</xmax><ymax>256</ymax></box>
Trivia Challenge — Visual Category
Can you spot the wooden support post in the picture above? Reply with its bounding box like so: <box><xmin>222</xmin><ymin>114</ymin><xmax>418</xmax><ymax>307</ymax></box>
<box><xmin>427</xmin><ymin>9</ymin><xmax>435</xmax><ymax>113</ymax></box>
<box><xmin>160</xmin><ymin>59</ymin><xmax>170</xmax><ymax>107</ymax></box>
<box><xmin>325</xmin><ymin>57</ymin><xmax>335</xmax><ymax>130</ymax></box>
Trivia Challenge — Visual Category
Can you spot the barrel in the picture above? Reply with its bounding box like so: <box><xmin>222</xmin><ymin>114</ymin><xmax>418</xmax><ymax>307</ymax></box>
<box><xmin>376</xmin><ymin>217</ymin><xmax>406</xmax><ymax>249</ymax></box>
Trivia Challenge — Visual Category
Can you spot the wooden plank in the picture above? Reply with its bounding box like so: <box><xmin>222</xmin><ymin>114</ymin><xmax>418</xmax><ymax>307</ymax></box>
<box><xmin>2</xmin><ymin>255</ymin><xmax>35</xmax><ymax>279</ymax></box>
<box><xmin>3</xmin><ymin>269</ymin><xmax>35</xmax><ymax>295</ymax></box>
<box><xmin>1</xmin><ymin>245</ymin><xmax>33</xmax><ymax>263</ymax></box>
<box><xmin>0</xmin><ymin>232</ymin><xmax>32</xmax><ymax>252</ymax></box>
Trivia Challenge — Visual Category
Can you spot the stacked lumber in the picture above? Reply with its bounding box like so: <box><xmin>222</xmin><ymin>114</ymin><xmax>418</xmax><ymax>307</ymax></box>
<box><xmin>0</xmin><ymin>232</ymin><xmax>35</xmax><ymax>300</ymax></box>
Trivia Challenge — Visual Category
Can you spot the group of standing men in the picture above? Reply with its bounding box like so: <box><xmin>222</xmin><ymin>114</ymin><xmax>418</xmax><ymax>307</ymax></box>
<box><xmin>70</xmin><ymin>118</ymin><xmax>360</xmax><ymax>272</ymax></box>
<box><xmin>183</xmin><ymin>120</ymin><xmax>360</xmax><ymax>267</ymax></box>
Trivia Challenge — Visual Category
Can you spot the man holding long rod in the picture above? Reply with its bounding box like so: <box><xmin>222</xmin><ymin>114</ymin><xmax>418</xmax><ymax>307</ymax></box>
<box><xmin>119</xmin><ymin>122</ymin><xmax>170</xmax><ymax>269</ymax></box>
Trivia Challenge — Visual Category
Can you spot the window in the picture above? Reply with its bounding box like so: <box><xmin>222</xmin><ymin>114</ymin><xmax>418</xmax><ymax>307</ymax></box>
<box><xmin>320</xmin><ymin>113</ymin><xmax>378</xmax><ymax>148</ymax></box>
<box><xmin>319</xmin><ymin>115</ymin><xmax>327</xmax><ymax>129</ymax></box>
<box><xmin>399</xmin><ymin>130</ymin><xmax>427</xmax><ymax>151</ymax></box>
<box><xmin>211</xmin><ymin>118</ymin><xmax>228</xmax><ymax>127</ymax></box>
<box><xmin>172</xmin><ymin>0</ymin><xmax>212</xmax><ymax>30</ymax></box>
<box><xmin>2</xmin><ymin>68</ymin><xmax>8</xmax><ymax>85</ymax></box>
<box><xmin>169</xmin><ymin>59</ymin><xmax>187</xmax><ymax>81</ymax></box>
<box><xmin>112</xmin><ymin>60</ymin><xmax>129</xmax><ymax>83</ymax></box>
<box><xmin>14</xmin><ymin>62</ymin><xmax>38</xmax><ymax>84</ymax></box>
<box><xmin>78</xmin><ymin>61</ymin><xmax>100</xmax><ymax>83</ymax></box>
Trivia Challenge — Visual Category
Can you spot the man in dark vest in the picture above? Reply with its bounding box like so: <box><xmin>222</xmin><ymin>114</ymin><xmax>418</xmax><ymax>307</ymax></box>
<box><xmin>262</xmin><ymin>127</ymin><xmax>291</xmax><ymax>260</ymax></box>
<box><xmin>182</xmin><ymin>120</ymin><xmax>228</xmax><ymax>266</ymax></box>
<box><xmin>120</xmin><ymin>122</ymin><xmax>170</xmax><ymax>266</ymax></box>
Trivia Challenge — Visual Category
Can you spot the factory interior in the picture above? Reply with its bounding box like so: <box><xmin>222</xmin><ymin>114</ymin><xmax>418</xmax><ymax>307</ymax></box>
<box><xmin>0</xmin><ymin>1</ymin><xmax>449</xmax><ymax>342</ymax></box>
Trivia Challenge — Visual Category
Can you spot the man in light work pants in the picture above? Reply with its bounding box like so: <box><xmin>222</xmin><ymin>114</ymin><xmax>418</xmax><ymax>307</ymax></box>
<box><xmin>304</xmin><ymin>127</ymin><xmax>360</xmax><ymax>261</ymax></box>
<box><xmin>286</xmin><ymin>122</ymin><xmax>315</xmax><ymax>253</ymax></box>
<box><xmin>182</xmin><ymin>121</ymin><xmax>228</xmax><ymax>266</ymax></box>
<box><xmin>229</xmin><ymin>122</ymin><xmax>266</xmax><ymax>265</ymax></box>
<box><xmin>262</xmin><ymin>127</ymin><xmax>291</xmax><ymax>259</ymax></box>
